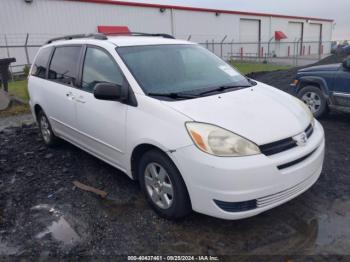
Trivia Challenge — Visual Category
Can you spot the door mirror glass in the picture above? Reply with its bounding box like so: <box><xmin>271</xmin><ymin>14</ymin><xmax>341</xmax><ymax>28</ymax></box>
<box><xmin>342</xmin><ymin>58</ymin><xmax>350</xmax><ymax>70</ymax></box>
<box><xmin>94</xmin><ymin>83</ymin><xmax>126</xmax><ymax>101</ymax></box>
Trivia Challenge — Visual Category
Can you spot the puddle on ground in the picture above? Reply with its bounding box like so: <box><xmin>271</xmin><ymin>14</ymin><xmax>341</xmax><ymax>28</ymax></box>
<box><xmin>31</xmin><ymin>204</ymin><xmax>82</xmax><ymax>247</ymax></box>
<box><xmin>313</xmin><ymin>200</ymin><xmax>350</xmax><ymax>254</ymax></box>
<box><xmin>36</xmin><ymin>216</ymin><xmax>81</xmax><ymax>246</ymax></box>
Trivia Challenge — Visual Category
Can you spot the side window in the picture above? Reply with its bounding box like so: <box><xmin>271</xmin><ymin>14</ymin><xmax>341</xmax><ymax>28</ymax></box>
<box><xmin>82</xmin><ymin>47</ymin><xmax>124</xmax><ymax>93</ymax></box>
<box><xmin>48</xmin><ymin>46</ymin><xmax>81</xmax><ymax>85</ymax></box>
<box><xmin>31</xmin><ymin>47</ymin><xmax>53</xmax><ymax>78</ymax></box>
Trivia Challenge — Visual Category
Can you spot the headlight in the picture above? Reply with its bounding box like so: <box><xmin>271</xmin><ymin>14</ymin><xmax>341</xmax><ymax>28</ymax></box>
<box><xmin>185</xmin><ymin>122</ymin><xmax>260</xmax><ymax>157</ymax></box>
<box><xmin>291</xmin><ymin>79</ymin><xmax>299</xmax><ymax>86</ymax></box>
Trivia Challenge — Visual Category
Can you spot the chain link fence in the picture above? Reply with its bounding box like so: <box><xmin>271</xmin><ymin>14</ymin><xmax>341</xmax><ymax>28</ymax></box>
<box><xmin>199</xmin><ymin>39</ymin><xmax>332</xmax><ymax>66</ymax></box>
<box><xmin>0</xmin><ymin>33</ymin><xmax>334</xmax><ymax>78</ymax></box>
<box><xmin>0</xmin><ymin>34</ymin><xmax>58</xmax><ymax>78</ymax></box>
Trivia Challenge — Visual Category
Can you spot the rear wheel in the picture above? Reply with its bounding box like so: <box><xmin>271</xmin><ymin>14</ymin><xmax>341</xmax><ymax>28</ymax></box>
<box><xmin>37</xmin><ymin>110</ymin><xmax>59</xmax><ymax>146</ymax></box>
<box><xmin>138</xmin><ymin>150</ymin><xmax>192</xmax><ymax>220</ymax></box>
<box><xmin>298</xmin><ymin>86</ymin><xmax>328</xmax><ymax>118</ymax></box>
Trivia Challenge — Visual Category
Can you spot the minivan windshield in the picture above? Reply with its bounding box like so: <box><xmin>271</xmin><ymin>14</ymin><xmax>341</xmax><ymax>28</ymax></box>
<box><xmin>117</xmin><ymin>44</ymin><xmax>252</xmax><ymax>98</ymax></box>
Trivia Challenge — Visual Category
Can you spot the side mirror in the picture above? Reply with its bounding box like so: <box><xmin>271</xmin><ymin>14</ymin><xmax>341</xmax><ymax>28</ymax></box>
<box><xmin>342</xmin><ymin>59</ymin><xmax>350</xmax><ymax>70</ymax></box>
<box><xmin>93</xmin><ymin>83</ymin><xmax>127</xmax><ymax>101</ymax></box>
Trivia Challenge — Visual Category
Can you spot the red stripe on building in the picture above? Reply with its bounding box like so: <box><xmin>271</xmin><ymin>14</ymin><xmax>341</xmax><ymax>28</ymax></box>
<box><xmin>67</xmin><ymin>0</ymin><xmax>334</xmax><ymax>22</ymax></box>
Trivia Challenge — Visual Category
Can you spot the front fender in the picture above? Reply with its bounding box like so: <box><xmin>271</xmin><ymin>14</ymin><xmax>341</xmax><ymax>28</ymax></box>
<box><xmin>297</xmin><ymin>76</ymin><xmax>330</xmax><ymax>98</ymax></box>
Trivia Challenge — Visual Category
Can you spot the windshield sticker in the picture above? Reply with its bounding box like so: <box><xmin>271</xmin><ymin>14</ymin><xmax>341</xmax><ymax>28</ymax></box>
<box><xmin>219</xmin><ymin>65</ymin><xmax>237</xmax><ymax>77</ymax></box>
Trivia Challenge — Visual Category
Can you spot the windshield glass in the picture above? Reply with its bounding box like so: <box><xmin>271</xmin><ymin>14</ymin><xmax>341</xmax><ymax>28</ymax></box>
<box><xmin>117</xmin><ymin>44</ymin><xmax>251</xmax><ymax>96</ymax></box>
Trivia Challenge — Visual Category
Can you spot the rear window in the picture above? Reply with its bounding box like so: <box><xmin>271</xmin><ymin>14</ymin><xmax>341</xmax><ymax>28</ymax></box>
<box><xmin>31</xmin><ymin>47</ymin><xmax>53</xmax><ymax>78</ymax></box>
<box><xmin>48</xmin><ymin>46</ymin><xmax>82</xmax><ymax>86</ymax></box>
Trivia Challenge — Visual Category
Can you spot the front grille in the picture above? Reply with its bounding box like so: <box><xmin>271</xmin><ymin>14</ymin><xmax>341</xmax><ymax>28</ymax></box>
<box><xmin>260</xmin><ymin>124</ymin><xmax>313</xmax><ymax>156</ymax></box>
<box><xmin>305</xmin><ymin>124</ymin><xmax>314</xmax><ymax>138</ymax></box>
<box><xmin>214</xmin><ymin>199</ymin><xmax>257</xmax><ymax>212</ymax></box>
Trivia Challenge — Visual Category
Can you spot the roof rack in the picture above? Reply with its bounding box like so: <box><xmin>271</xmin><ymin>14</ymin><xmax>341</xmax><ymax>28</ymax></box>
<box><xmin>46</xmin><ymin>33</ymin><xmax>107</xmax><ymax>44</ymax></box>
<box><xmin>106</xmin><ymin>32</ymin><xmax>175</xmax><ymax>39</ymax></box>
<box><xmin>46</xmin><ymin>32</ymin><xmax>175</xmax><ymax>44</ymax></box>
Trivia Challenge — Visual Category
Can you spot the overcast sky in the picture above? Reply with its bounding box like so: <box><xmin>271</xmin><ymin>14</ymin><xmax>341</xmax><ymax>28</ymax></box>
<box><xmin>119</xmin><ymin>0</ymin><xmax>348</xmax><ymax>40</ymax></box>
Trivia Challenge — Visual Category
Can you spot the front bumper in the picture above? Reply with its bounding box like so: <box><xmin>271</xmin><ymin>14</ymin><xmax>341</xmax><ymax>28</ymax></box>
<box><xmin>170</xmin><ymin>121</ymin><xmax>325</xmax><ymax>220</ymax></box>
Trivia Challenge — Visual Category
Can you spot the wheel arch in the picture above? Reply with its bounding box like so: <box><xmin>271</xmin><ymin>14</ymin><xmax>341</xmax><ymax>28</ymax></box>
<box><xmin>130</xmin><ymin>143</ymin><xmax>170</xmax><ymax>181</ymax></box>
<box><xmin>33</xmin><ymin>104</ymin><xmax>44</xmax><ymax>122</ymax></box>
<box><xmin>297</xmin><ymin>76</ymin><xmax>330</xmax><ymax>97</ymax></box>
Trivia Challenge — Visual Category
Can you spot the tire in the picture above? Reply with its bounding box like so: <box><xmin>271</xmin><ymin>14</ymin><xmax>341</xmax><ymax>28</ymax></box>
<box><xmin>37</xmin><ymin>110</ymin><xmax>59</xmax><ymax>147</ymax></box>
<box><xmin>298</xmin><ymin>86</ymin><xmax>329</xmax><ymax>118</ymax></box>
<box><xmin>138</xmin><ymin>149</ymin><xmax>192</xmax><ymax>220</ymax></box>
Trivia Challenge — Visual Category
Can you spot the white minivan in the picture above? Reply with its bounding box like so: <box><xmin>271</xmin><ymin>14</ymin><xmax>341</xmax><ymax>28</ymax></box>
<box><xmin>28</xmin><ymin>33</ymin><xmax>325</xmax><ymax>220</ymax></box>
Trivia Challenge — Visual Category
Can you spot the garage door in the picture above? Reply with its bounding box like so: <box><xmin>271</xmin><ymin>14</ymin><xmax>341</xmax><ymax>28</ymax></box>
<box><xmin>308</xmin><ymin>23</ymin><xmax>322</xmax><ymax>54</ymax></box>
<box><xmin>239</xmin><ymin>19</ymin><xmax>260</xmax><ymax>55</ymax></box>
<box><xmin>288</xmin><ymin>22</ymin><xmax>303</xmax><ymax>55</ymax></box>
<box><xmin>287</xmin><ymin>22</ymin><xmax>303</xmax><ymax>42</ymax></box>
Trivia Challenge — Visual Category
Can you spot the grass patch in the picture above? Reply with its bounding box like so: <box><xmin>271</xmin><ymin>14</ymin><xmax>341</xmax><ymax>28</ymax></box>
<box><xmin>8</xmin><ymin>80</ymin><xmax>29</xmax><ymax>101</ymax></box>
<box><xmin>231</xmin><ymin>62</ymin><xmax>291</xmax><ymax>75</ymax></box>
<box><xmin>0</xmin><ymin>80</ymin><xmax>29</xmax><ymax>117</ymax></box>
<box><xmin>0</xmin><ymin>104</ymin><xmax>30</xmax><ymax>118</ymax></box>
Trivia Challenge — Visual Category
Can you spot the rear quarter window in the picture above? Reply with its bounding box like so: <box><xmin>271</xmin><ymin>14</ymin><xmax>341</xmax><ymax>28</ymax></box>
<box><xmin>31</xmin><ymin>46</ymin><xmax>53</xmax><ymax>78</ymax></box>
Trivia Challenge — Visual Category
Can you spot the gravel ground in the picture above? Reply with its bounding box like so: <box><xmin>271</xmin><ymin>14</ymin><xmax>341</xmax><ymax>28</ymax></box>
<box><xmin>0</xmin><ymin>113</ymin><xmax>349</xmax><ymax>258</ymax></box>
<box><xmin>0</xmin><ymin>54</ymin><xmax>349</xmax><ymax>258</ymax></box>
<box><xmin>0</xmin><ymin>113</ymin><xmax>33</xmax><ymax>132</ymax></box>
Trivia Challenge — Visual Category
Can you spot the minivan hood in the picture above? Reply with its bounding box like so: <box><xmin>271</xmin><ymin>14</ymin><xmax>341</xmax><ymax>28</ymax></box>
<box><xmin>299</xmin><ymin>63</ymin><xmax>340</xmax><ymax>73</ymax></box>
<box><xmin>162</xmin><ymin>83</ymin><xmax>311</xmax><ymax>145</ymax></box>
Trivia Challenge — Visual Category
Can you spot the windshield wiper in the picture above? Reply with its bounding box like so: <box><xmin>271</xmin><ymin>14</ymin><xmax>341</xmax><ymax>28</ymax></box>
<box><xmin>147</xmin><ymin>92</ymin><xmax>198</xmax><ymax>99</ymax></box>
<box><xmin>198</xmin><ymin>85</ymin><xmax>252</xmax><ymax>96</ymax></box>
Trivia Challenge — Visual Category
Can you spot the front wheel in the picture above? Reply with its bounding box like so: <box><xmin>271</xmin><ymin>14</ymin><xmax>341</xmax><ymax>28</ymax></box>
<box><xmin>138</xmin><ymin>150</ymin><xmax>192</xmax><ymax>220</ymax></box>
<box><xmin>298</xmin><ymin>86</ymin><xmax>328</xmax><ymax>118</ymax></box>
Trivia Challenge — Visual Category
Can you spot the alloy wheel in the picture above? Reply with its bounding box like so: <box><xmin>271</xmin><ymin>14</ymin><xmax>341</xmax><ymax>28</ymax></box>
<box><xmin>40</xmin><ymin>115</ymin><xmax>51</xmax><ymax>143</ymax></box>
<box><xmin>302</xmin><ymin>91</ymin><xmax>322</xmax><ymax>114</ymax></box>
<box><xmin>144</xmin><ymin>162</ymin><xmax>174</xmax><ymax>209</ymax></box>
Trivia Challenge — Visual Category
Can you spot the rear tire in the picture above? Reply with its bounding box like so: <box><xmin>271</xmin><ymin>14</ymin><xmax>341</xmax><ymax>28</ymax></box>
<box><xmin>138</xmin><ymin>149</ymin><xmax>192</xmax><ymax>220</ymax></box>
<box><xmin>298</xmin><ymin>86</ymin><xmax>329</xmax><ymax>118</ymax></box>
<box><xmin>37</xmin><ymin>110</ymin><xmax>59</xmax><ymax>147</ymax></box>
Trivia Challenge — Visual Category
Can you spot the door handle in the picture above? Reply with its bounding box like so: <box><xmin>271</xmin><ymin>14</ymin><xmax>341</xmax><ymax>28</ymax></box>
<box><xmin>75</xmin><ymin>96</ymin><xmax>86</xmax><ymax>104</ymax></box>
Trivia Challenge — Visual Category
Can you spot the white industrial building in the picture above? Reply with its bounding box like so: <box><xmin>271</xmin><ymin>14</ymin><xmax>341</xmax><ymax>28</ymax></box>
<box><xmin>0</xmin><ymin>0</ymin><xmax>334</xmax><ymax>71</ymax></box>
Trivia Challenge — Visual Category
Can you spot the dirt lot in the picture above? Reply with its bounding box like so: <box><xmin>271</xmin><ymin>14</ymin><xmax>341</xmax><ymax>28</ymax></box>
<box><xmin>0</xmin><ymin>55</ymin><xmax>350</xmax><ymax>258</ymax></box>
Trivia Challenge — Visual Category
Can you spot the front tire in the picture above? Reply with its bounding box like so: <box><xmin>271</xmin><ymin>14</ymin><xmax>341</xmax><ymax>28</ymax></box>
<box><xmin>37</xmin><ymin>110</ymin><xmax>59</xmax><ymax>147</ymax></box>
<box><xmin>138</xmin><ymin>150</ymin><xmax>192</xmax><ymax>220</ymax></box>
<box><xmin>298</xmin><ymin>86</ymin><xmax>328</xmax><ymax>118</ymax></box>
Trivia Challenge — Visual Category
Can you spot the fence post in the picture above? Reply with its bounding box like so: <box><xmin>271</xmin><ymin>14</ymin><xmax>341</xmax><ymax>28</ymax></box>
<box><xmin>267</xmin><ymin>36</ymin><xmax>274</xmax><ymax>63</ymax></box>
<box><xmin>212</xmin><ymin>39</ymin><xmax>214</xmax><ymax>53</ymax></box>
<box><xmin>288</xmin><ymin>46</ymin><xmax>290</xmax><ymax>57</ymax></box>
<box><xmin>318</xmin><ymin>40</ymin><xmax>322</xmax><ymax>60</ymax></box>
<box><xmin>308</xmin><ymin>45</ymin><xmax>311</xmax><ymax>55</ymax></box>
<box><xmin>240</xmin><ymin>47</ymin><xmax>243</xmax><ymax>60</ymax></box>
<box><xmin>24</xmin><ymin>33</ymin><xmax>30</xmax><ymax>65</ymax></box>
<box><xmin>4</xmin><ymin>34</ymin><xmax>14</xmax><ymax>82</ymax></box>
<box><xmin>4</xmin><ymin>35</ymin><xmax>10</xmax><ymax>58</ymax></box>
<box><xmin>220</xmin><ymin>35</ymin><xmax>227</xmax><ymax>59</ymax></box>
<box><xmin>295</xmin><ymin>38</ymin><xmax>301</xmax><ymax>66</ymax></box>
<box><xmin>206</xmin><ymin>40</ymin><xmax>208</xmax><ymax>50</ymax></box>
<box><xmin>230</xmin><ymin>39</ymin><xmax>233</xmax><ymax>60</ymax></box>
